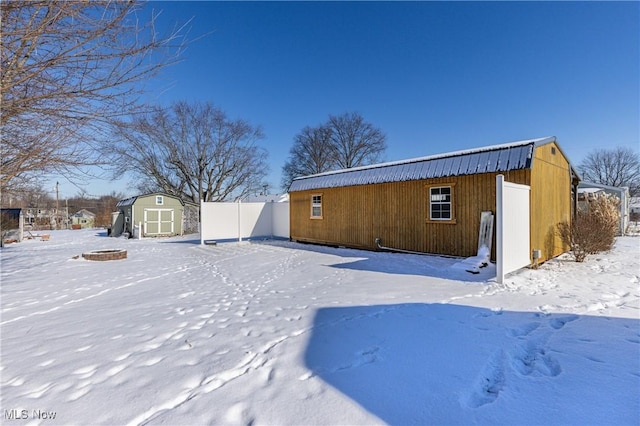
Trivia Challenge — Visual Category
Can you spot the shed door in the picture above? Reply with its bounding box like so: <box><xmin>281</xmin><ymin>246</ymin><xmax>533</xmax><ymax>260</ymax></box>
<box><xmin>144</xmin><ymin>209</ymin><xmax>174</xmax><ymax>235</ymax></box>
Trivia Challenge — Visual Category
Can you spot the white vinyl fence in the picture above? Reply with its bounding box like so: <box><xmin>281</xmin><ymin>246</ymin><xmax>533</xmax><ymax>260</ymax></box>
<box><xmin>496</xmin><ymin>174</ymin><xmax>531</xmax><ymax>284</ymax></box>
<box><xmin>200</xmin><ymin>201</ymin><xmax>289</xmax><ymax>244</ymax></box>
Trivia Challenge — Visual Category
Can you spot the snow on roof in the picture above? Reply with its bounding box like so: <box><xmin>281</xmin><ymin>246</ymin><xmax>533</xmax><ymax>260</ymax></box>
<box><xmin>578</xmin><ymin>187</ymin><xmax>604</xmax><ymax>194</ymax></box>
<box><xmin>72</xmin><ymin>209</ymin><xmax>96</xmax><ymax>217</ymax></box>
<box><xmin>289</xmin><ymin>137</ymin><xmax>555</xmax><ymax>192</ymax></box>
<box><xmin>578</xmin><ymin>181</ymin><xmax>630</xmax><ymax>194</ymax></box>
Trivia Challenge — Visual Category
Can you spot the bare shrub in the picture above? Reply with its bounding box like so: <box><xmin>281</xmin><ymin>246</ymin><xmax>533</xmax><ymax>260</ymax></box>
<box><xmin>558</xmin><ymin>194</ymin><xmax>619</xmax><ymax>262</ymax></box>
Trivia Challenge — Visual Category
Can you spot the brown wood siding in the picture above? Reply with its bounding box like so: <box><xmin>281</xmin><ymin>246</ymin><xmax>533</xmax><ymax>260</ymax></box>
<box><xmin>290</xmin><ymin>169</ymin><xmax>530</xmax><ymax>259</ymax></box>
<box><xmin>530</xmin><ymin>142</ymin><xmax>573</xmax><ymax>262</ymax></box>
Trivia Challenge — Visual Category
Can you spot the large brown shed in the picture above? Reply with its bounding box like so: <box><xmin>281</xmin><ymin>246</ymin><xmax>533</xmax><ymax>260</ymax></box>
<box><xmin>288</xmin><ymin>137</ymin><xmax>580</xmax><ymax>264</ymax></box>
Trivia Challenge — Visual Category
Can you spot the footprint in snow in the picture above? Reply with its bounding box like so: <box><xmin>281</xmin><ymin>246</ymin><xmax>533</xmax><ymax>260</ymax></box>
<box><xmin>333</xmin><ymin>346</ymin><xmax>382</xmax><ymax>373</ymax></box>
<box><xmin>223</xmin><ymin>403</ymin><xmax>256</xmax><ymax>426</ymax></box>
<box><xmin>72</xmin><ymin>365</ymin><xmax>98</xmax><ymax>378</ymax></box>
<box><xmin>106</xmin><ymin>363</ymin><xmax>129</xmax><ymax>377</ymax></box>
<box><xmin>263</xmin><ymin>367</ymin><xmax>276</xmax><ymax>385</ymax></box>
<box><xmin>298</xmin><ymin>371</ymin><xmax>314</xmax><ymax>381</ymax></box>
<box><xmin>141</xmin><ymin>356</ymin><xmax>164</xmax><ymax>366</ymax></box>
<box><xmin>509</xmin><ymin>322</ymin><xmax>541</xmax><ymax>337</ymax></box>
<box><xmin>463</xmin><ymin>350</ymin><xmax>505</xmax><ymax>408</ymax></box>
<box><xmin>510</xmin><ymin>339</ymin><xmax>561</xmax><ymax>377</ymax></box>
<box><xmin>549</xmin><ymin>314</ymin><xmax>578</xmax><ymax>330</ymax></box>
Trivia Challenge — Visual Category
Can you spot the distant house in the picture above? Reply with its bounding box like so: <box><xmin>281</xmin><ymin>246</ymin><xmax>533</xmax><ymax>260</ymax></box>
<box><xmin>243</xmin><ymin>193</ymin><xmax>289</xmax><ymax>203</ymax></box>
<box><xmin>288</xmin><ymin>137</ymin><xmax>580</xmax><ymax>265</ymax></box>
<box><xmin>112</xmin><ymin>193</ymin><xmax>198</xmax><ymax>238</ymax></box>
<box><xmin>578</xmin><ymin>182</ymin><xmax>630</xmax><ymax>235</ymax></box>
<box><xmin>23</xmin><ymin>207</ymin><xmax>58</xmax><ymax>228</ymax></box>
<box><xmin>630</xmin><ymin>198</ymin><xmax>640</xmax><ymax>231</ymax></box>
<box><xmin>71</xmin><ymin>209</ymin><xmax>96</xmax><ymax>229</ymax></box>
<box><xmin>631</xmin><ymin>198</ymin><xmax>640</xmax><ymax>216</ymax></box>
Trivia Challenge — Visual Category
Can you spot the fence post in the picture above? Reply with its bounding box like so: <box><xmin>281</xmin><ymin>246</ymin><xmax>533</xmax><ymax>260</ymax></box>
<box><xmin>19</xmin><ymin>211</ymin><xmax>24</xmax><ymax>242</ymax></box>
<box><xmin>200</xmin><ymin>199</ymin><xmax>204</xmax><ymax>245</ymax></box>
<box><xmin>496</xmin><ymin>174</ymin><xmax>504</xmax><ymax>284</ymax></box>
<box><xmin>238</xmin><ymin>199</ymin><xmax>242</xmax><ymax>242</ymax></box>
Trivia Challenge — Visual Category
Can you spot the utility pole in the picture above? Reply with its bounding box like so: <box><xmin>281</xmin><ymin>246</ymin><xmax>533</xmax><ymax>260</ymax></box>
<box><xmin>55</xmin><ymin>182</ymin><xmax>59</xmax><ymax>230</ymax></box>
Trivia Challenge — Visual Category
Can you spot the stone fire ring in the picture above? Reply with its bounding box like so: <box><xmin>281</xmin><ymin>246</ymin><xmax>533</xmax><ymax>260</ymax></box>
<box><xmin>82</xmin><ymin>249</ymin><xmax>127</xmax><ymax>261</ymax></box>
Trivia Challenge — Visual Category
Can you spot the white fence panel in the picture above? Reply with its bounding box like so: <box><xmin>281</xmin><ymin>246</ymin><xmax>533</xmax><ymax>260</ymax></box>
<box><xmin>200</xmin><ymin>202</ymin><xmax>242</xmax><ymax>241</ymax></box>
<box><xmin>496</xmin><ymin>175</ymin><xmax>531</xmax><ymax>283</ymax></box>
<box><xmin>200</xmin><ymin>201</ymin><xmax>290</xmax><ymax>243</ymax></box>
<box><xmin>272</xmin><ymin>202</ymin><xmax>290</xmax><ymax>238</ymax></box>
<box><xmin>239</xmin><ymin>203</ymin><xmax>272</xmax><ymax>239</ymax></box>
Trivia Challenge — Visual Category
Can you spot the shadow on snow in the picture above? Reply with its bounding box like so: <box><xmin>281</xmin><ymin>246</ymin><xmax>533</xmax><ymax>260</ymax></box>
<box><xmin>303</xmin><ymin>303</ymin><xmax>640</xmax><ymax>425</ymax></box>
<box><xmin>261</xmin><ymin>240</ymin><xmax>495</xmax><ymax>282</ymax></box>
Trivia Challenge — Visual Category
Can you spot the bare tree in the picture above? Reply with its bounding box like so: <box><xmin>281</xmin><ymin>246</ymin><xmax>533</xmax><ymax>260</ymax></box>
<box><xmin>67</xmin><ymin>191</ymin><xmax>124</xmax><ymax>227</ymax></box>
<box><xmin>578</xmin><ymin>147</ymin><xmax>640</xmax><ymax>196</ymax></box>
<box><xmin>1</xmin><ymin>1</ymin><xmax>188</xmax><ymax>195</ymax></box>
<box><xmin>281</xmin><ymin>125</ymin><xmax>334</xmax><ymax>190</ymax></box>
<box><xmin>107</xmin><ymin>101</ymin><xmax>269</xmax><ymax>203</ymax></box>
<box><xmin>327</xmin><ymin>112</ymin><xmax>387</xmax><ymax>169</ymax></box>
<box><xmin>0</xmin><ymin>181</ymin><xmax>52</xmax><ymax>209</ymax></box>
<box><xmin>281</xmin><ymin>112</ymin><xmax>387</xmax><ymax>190</ymax></box>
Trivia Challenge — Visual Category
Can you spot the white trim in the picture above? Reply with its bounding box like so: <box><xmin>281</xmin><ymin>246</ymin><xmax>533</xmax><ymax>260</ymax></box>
<box><xmin>496</xmin><ymin>175</ymin><xmax>504</xmax><ymax>284</ymax></box>
<box><xmin>143</xmin><ymin>208</ymin><xmax>174</xmax><ymax>235</ymax></box>
<box><xmin>311</xmin><ymin>194</ymin><xmax>322</xmax><ymax>218</ymax></box>
<box><xmin>429</xmin><ymin>186</ymin><xmax>452</xmax><ymax>221</ymax></box>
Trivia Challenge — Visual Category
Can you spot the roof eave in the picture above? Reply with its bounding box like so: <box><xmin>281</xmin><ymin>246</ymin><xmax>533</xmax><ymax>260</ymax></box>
<box><xmin>292</xmin><ymin>137</ymin><xmax>547</xmax><ymax>184</ymax></box>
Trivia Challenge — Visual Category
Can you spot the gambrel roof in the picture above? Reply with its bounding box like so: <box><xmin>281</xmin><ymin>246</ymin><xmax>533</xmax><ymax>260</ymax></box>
<box><xmin>116</xmin><ymin>192</ymin><xmax>187</xmax><ymax>208</ymax></box>
<box><xmin>289</xmin><ymin>137</ymin><xmax>569</xmax><ymax>192</ymax></box>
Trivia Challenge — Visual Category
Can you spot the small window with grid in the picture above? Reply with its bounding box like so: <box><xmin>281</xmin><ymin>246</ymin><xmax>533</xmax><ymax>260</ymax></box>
<box><xmin>311</xmin><ymin>194</ymin><xmax>322</xmax><ymax>219</ymax></box>
<box><xmin>429</xmin><ymin>186</ymin><xmax>452</xmax><ymax>221</ymax></box>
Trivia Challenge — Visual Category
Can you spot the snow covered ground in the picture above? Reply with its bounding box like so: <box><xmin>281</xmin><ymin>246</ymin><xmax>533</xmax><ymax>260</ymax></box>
<box><xmin>1</xmin><ymin>229</ymin><xmax>638</xmax><ymax>425</ymax></box>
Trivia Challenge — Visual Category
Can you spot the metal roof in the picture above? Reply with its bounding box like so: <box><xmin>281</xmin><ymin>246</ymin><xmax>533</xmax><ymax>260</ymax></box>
<box><xmin>116</xmin><ymin>192</ymin><xmax>187</xmax><ymax>208</ymax></box>
<box><xmin>289</xmin><ymin>137</ymin><xmax>555</xmax><ymax>192</ymax></box>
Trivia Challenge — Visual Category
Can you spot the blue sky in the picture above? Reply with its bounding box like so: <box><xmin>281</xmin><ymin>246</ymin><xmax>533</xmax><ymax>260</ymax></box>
<box><xmin>57</xmin><ymin>1</ymin><xmax>639</xmax><ymax>198</ymax></box>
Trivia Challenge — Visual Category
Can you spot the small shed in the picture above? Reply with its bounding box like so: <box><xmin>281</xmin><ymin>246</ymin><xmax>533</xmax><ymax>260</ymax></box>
<box><xmin>71</xmin><ymin>209</ymin><xmax>96</xmax><ymax>229</ymax></box>
<box><xmin>288</xmin><ymin>137</ymin><xmax>580</xmax><ymax>265</ymax></box>
<box><xmin>631</xmin><ymin>197</ymin><xmax>640</xmax><ymax>217</ymax></box>
<box><xmin>112</xmin><ymin>193</ymin><xmax>190</xmax><ymax>238</ymax></box>
<box><xmin>1</xmin><ymin>208</ymin><xmax>24</xmax><ymax>244</ymax></box>
<box><xmin>578</xmin><ymin>182</ymin><xmax>629</xmax><ymax>235</ymax></box>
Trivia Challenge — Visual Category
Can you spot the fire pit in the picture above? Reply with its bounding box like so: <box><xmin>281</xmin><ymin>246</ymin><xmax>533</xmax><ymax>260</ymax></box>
<box><xmin>82</xmin><ymin>249</ymin><xmax>127</xmax><ymax>261</ymax></box>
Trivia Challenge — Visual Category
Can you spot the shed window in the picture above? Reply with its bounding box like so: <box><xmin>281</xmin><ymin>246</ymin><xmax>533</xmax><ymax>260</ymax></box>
<box><xmin>429</xmin><ymin>186</ymin><xmax>454</xmax><ymax>221</ymax></box>
<box><xmin>156</xmin><ymin>196</ymin><xmax>164</xmax><ymax>205</ymax></box>
<box><xmin>311</xmin><ymin>194</ymin><xmax>322</xmax><ymax>219</ymax></box>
